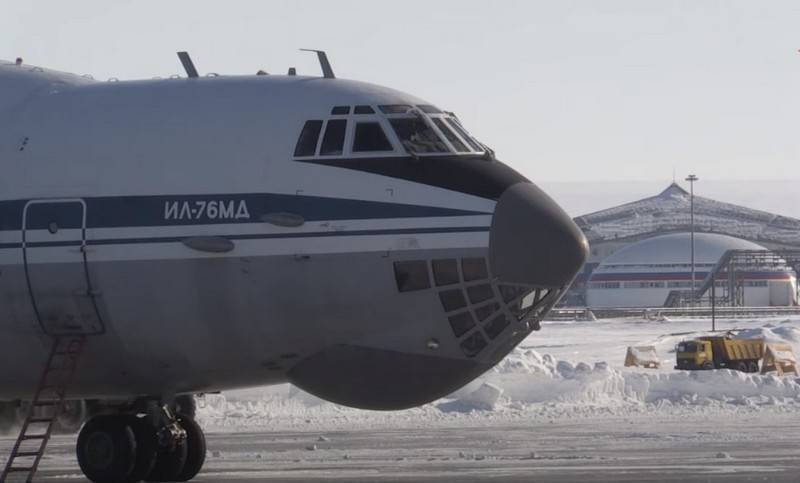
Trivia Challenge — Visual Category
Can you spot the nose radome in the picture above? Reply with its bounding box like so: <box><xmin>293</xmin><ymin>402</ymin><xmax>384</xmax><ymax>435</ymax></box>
<box><xmin>489</xmin><ymin>182</ymin><xmax>589</xmax><ymax>287</ymax></box>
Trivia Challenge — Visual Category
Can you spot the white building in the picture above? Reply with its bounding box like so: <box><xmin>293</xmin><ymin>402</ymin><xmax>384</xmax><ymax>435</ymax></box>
<box><xmin>586</xmin><ymin>233</ymin><xmax>797</xmax><ymax>308</ymax></box>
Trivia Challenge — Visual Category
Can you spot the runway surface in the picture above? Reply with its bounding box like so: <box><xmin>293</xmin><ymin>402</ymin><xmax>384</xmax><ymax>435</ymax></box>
<box><xmin>3</xmin><ymin>411</ymin><xmax>799</xmax><ymax>482</ymax></box>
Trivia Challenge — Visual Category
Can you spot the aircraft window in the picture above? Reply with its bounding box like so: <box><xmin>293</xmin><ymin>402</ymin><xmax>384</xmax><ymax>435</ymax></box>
<box><xmin>448</xmin><ymin>311</ymin><xmax>476</xmax><ymax>338</ymax></box>
<box><xmin>320</xmin><ymin>120</ymin><xmax>347</xmax><ymax>156</ymax></box>
<box><xmin>354</xmin><ymin>105</ymin><xmax>375</xmax><ymax>114</ymax></box>
<box><xmin>474</xmin><ymin>301</ymin><xmax>500</xmax><ymax>322</ymax></box>
<box><xmin>331</xmin><ymin>106</ymin><xmax>350</xmax><ymax>115</ymax></box>
<box><xmin>432</xmin><ymin>259</ymin><xmax>460</xmax><ymax>286</ymax></box>
<box><xmin>394</xmin><ymin>260</ymin><xmax>431</xmax><ymax>292</ymax></box>
<box><xmin>467</xmin><ymin>284</ymin><xmax>494</xmax><ymax>304</ymax></box>
<box><xmin>294</xmin><ymin>120</ymin><xmax>323</xmax><ymax>157</ymax></box>
<box><xmin>499</xmin><ymin>285</ymin><xmax>526</xmax><ymax>303</ymax></box>
<box><xmin>353</xmin><ymin>122</ymin><xmax>393</xmax><ymax>152</ymax></box>
<box><xmin>460</xmin><ymin>332</ymin><xmax>487</xmax><ymax>357</ymax></box>
<box><xmin>433</xmin><ymin>119</ymin><xmax>469</xmax><ymax>153</ymax></box>
<box><xmin>462</xmin><ymin>258</ymin><xmax>489</xmax><ymax>282</ymax></box>
<box><xmin>418</xmin><ymin>104</ymin><xmax>443</xmax><ymax>114</ymax></box>
<box><xmin>445</xmin><ymin>118</ymin><xmax>483</xmax><ymax>152</ymax></box>
<box><xmin>439</xmin><ymin>289</ymin><xmax>467</xmax><ymax>312</ymax></box>
<box><xmin>389</xmin><ymin>118</ymin><xmax>449</xmax><ymax>154</ymax></box>
<box><xmin>379</xmin><ymin>104</ymin><xmax>413</xmax><ymax>114</ymax></box>
<box><xmin>484</xmin><ymin>314</ymin><xmax>510</xmax><ymax>340</ymax></box>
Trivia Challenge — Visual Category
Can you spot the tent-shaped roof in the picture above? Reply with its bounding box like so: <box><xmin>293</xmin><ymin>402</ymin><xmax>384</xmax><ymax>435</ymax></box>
<box><xmin>575</xmin><ymin>183</ymin><xmax>800</xmax><ymax>246</ymax></box>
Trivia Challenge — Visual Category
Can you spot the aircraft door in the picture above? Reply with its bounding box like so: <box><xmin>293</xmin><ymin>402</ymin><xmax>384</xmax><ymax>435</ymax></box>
<box><xmin>22</xmin><ymin>200</ymin><xmax>104</xmax><ymax>335</ymax></box>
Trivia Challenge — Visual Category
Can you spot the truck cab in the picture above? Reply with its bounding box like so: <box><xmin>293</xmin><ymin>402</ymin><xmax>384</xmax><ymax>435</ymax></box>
<box><xmin>675</xmin><ymin>340</ymin><xmax>713</xmax><ymax>370</ymax></box>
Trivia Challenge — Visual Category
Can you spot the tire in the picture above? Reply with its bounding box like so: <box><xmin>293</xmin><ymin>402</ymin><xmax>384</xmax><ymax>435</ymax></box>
<box><xmin>125</xmin><ymin>415</ymin><xmax>158</xmax><ymax>483</ymax></box>
<box><xmin>76</xmin><ymin>415</ymin><xmax>137</xmax><ymax>483</ymax></box>
<box><xmin>145</xmin><ymin>433</ymin><xmax>188</xmax><ymax>482</ymax></box>
<box><xmin>748</xmin><ymin>361</ymin><xmax>759</xmax><ymax>373</ymax></box>
<box><xmin>176</xmin><ymin>414</ymin><xmax>206</xmax><ymax>481</ymax></box>
<box><xmin>735</xmin><ymin>362</ymin><xmax>748</xmax><ymax>373</ymax></box>
<box><xmin>701</xmin><ymin>361</ymin><xmax>713</xmax><ymax>370</ymax></box>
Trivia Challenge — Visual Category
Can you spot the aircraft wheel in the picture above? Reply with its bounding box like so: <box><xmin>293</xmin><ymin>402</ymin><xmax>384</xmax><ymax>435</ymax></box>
<box><xmin>175</xmin><ymin>413</ymin><xmax>206</xmax><ymax>481</ymax></box>
<box><xmin>125</xmin><ymin>415</ymin><xmax>158</xmax><ymax>483</ymax></box>
<box><xmin>145</xmin><ymin>433</ymin><xmax>188</xmax><ymax>482</ymax></box>
<box><xmin>76</xmin><ymin>415</ymin><xmax>137</xmax><ymax>483</ymax></box>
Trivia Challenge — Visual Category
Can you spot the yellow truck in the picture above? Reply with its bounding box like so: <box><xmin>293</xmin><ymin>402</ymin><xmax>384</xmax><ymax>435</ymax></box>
<box><xmin>675</xmin><ymin>336</ymin><xmax>764</xmax><ymax>373</ymax></box>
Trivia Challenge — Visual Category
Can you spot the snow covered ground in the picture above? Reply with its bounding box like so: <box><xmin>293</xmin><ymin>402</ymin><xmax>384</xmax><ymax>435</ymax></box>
<box><xmin>198</xmin><ymin>316</ymin><xmax>800</xmax><ymax>432</ymax></box>
<box><xmin>4</xmin><ymin>316</ymin><xmax>800</xmax><ymax>482</ymax></box>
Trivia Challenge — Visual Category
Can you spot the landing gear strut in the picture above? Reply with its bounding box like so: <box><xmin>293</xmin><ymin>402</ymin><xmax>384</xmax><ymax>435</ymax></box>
<box><xmin>76</xmin><ymin>401</ymin><xmax>206</xmax><ymax>483</ymax></box>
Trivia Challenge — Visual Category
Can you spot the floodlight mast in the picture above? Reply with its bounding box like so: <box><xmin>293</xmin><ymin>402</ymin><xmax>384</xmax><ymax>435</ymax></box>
<box><xmin>685</xmin><ymin>174</ymin><xmax>699</xmax><ymax>309</ymax></box>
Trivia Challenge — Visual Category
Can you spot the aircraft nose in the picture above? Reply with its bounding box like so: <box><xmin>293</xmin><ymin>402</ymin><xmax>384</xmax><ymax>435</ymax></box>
<box><xmin>489</xmin><ymin>182</ymin><xmax>589</xmax><ymax>288</ymax></box>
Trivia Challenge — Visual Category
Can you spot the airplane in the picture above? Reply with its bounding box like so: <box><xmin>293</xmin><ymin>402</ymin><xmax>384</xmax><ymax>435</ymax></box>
<box><xmin>0</xmin><ymin>51</ymin><xmax>588</xmax><ymax>482</ymax></box>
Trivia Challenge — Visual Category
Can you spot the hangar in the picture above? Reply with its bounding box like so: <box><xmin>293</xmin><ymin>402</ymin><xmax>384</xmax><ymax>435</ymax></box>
<box><xmin>565</xmin><ymin>183</ymin><xmax>800</xmax><ymax>308</ymax></box>
<box><xmin>585</xmin><ymin>233</ymin><xmax>797</xmax><ymax>308</ymax></box>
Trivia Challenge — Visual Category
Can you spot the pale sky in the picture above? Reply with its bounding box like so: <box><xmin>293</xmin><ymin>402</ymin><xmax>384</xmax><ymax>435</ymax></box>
<box><xmin>2</xmin><ymin>1</ymin><xmax>799</xmax><ymax>194</ymax></box>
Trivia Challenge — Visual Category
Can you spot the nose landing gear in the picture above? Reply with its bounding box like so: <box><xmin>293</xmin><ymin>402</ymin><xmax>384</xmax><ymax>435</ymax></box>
<box><xmin>76</xmin><ymin>401</ymin><xmax>206</xmax><ymax>483</ymax></box>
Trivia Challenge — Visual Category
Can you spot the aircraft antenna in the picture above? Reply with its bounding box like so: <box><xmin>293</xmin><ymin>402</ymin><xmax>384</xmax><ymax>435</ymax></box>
<box><xmin>299</xmin><ymin>49</ymin><xmax>335</xmax><ymax>79</ymax></box>
<box><xmin>177</xmin><ymin>51</ymin><xmax>199</xmax><ymax>78</ymax></box>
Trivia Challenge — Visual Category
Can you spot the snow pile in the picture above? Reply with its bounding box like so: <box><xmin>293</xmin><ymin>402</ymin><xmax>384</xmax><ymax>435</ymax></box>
<box><xmin>195</xmin><ymin>318</ymin><xmax>800</xmax><ymax>430</ymax></box>
<box><xmin>487</xmin><ymin>348</ymin><xmax>800</xmax><ymax>408</ymax></box>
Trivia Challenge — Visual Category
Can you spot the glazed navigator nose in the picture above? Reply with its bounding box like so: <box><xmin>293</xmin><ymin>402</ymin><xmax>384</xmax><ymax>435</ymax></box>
<box><xmin>489</xmin><ymin>183</ymin><xmax>589</xmax><ymax>287</ymax></box>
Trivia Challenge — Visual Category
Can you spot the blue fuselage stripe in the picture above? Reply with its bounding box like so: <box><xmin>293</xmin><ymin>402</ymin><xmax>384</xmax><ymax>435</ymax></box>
<box><xmin>0</xmin><ymin>226</ymin><xmax>491</xmax><ymax>250</ymax></box>
<box><xmin>0</xmin><ymin>193</ymin><xmax>490</xmax><ymax>231</ymax></box>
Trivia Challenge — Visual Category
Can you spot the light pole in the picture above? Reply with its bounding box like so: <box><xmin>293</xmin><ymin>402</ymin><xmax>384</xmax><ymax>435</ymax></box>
<box><xmin>685</xmin><ymin>174</ymin><xmax>699</xmax><ymax>307</ymax></box>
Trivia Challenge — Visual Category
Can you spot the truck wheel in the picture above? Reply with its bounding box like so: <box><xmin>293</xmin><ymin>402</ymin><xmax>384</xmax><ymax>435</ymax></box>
<box><xmin>748</xmin><ymin>361</ymin><xmax>759</xmax><ymax>373</ymax></box>
<box><xmin>735</xmin><ymin>362</ymin><xmax>748</xmax><ymax>373</ymax></box>
<box><xmin>702</xmin><ymin>361</ymin><xmax>713</xmax><ymax>370</ymax></box>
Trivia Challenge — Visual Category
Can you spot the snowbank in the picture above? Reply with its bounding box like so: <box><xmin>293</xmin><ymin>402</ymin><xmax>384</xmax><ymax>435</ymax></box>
<box><xmin>196</xmin><ymin>318</ymin><xmax>800</xmax><ymax>430</ymax></box>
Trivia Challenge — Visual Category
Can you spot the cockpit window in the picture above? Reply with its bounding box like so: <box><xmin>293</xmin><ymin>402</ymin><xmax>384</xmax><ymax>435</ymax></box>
<box><xmin>379</xmin><ymin>104</ymin><xmax>413</xmax><ymax>114</ymax></box>
<box><xmin>354</xmin><ymin>105</ymin><xmax>375</xmax><ymax>114</ymax></box>
<box><xmin>353</xmin><ymin>122</ymin><xmax>393</xmax><ymax>152</ymax></box>
<box><xmin>433</xmin><ymin>118</ymin><xmax>469</xmax><ymax>153</ymax></box>
<box><xmin>445</xmin><ymin>118</ymin><xmax>483</xmax><ymax>152</ymax></box>
<box><xmin>389</xmin><ymin>117</ymin><xmax>450</xmax><ymax>154</ymax></box>
<box><xmin>294</xmin><ymin>120</ymin><xmax>323</xmax><ymax>157</ymax></box>
<box><xmin>331</xmin><ymin>106</ymin><xmax>350</xmax><ymax>115</ymax></box>
<box><xmin>320</xmin><ymin>119</ymin><xmax>347</xmax><ymax>156</ymax></box>
<box><xmin>418</xmin><ymin>104</ymin><xmax>442</xmax><ymax>114</ymax></box>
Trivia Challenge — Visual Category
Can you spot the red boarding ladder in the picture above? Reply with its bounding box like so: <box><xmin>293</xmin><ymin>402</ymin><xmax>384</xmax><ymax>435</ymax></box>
<box><xmin>1</xmin><ymin>336</ymin><xmax>86</xmax><ymax>483</ymax></box>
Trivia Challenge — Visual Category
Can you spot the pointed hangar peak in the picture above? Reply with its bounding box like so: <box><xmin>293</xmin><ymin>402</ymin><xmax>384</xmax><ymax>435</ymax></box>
<box><xmin>657</xmin><ymin>182</ymin><xmax>689</xmax><ymax>199</ymax></box>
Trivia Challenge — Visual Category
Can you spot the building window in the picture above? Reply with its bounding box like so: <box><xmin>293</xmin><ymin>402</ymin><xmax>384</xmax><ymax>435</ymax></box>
<box><xmin>393</xmin><ymin>261</ymin><xmax>431</xmax><ymax>292</ymax></box>
<box><xmin>294</xmin><ymin>120</ymin><xmax>323</xmax><ymax>157</ymax></box>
